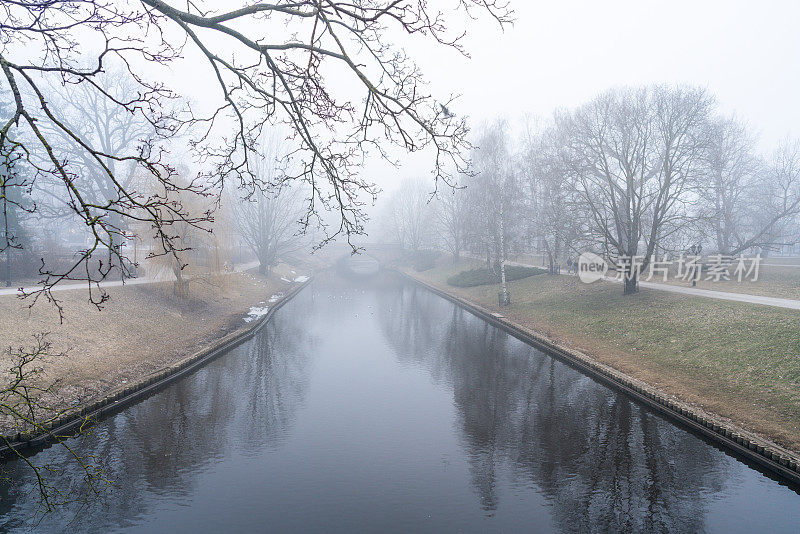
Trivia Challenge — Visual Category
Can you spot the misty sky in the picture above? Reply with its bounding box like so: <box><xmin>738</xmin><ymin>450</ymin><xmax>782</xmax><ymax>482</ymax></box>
<box><xmin>363</xmin><ymin>0</ymin><xmax>800</xmax><ymax>193</ymax></box>
<box><xmin>133</xmin><ymin>0</ymin><xmax>800</xmax><ymax>202</ymax></box>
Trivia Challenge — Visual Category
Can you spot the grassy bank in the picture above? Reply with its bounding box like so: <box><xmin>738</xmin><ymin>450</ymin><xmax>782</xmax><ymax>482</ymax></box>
<box><xmin>0</xmin><ymin>265</ymin><xmax>302</xmax><ymax>429</ymax></box>
<box><xmin>405</xmin><ymin>256</ymin><xmax>800</xmax><ymax>453</ymax></box>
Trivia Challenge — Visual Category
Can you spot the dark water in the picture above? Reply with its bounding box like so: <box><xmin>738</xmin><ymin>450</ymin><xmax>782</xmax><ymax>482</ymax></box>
<box><xmin>1</xmin><ymin>273</ymin><xmax>799</xmax><ymax>532</ymax></box>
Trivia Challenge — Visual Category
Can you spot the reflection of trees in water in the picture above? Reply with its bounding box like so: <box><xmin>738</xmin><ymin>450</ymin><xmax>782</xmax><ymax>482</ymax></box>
<box><xmin>376</xmin><ymin>283</ymin><xmax>457</xmax><ymax>388</ymax></box>
<box><xmin>235</xmin><ymin>321</ymin><xmax>315</xmax><ymax>454</ymax></box>
<box><xmin>0</xmin><ymin>303</ymin><xmax>314</xmax><ymax>532</ymax></box>
<box><xmin>378</xmin><ymin>280</ymin><xmax>727</xmax><ymax>532</ymax></box>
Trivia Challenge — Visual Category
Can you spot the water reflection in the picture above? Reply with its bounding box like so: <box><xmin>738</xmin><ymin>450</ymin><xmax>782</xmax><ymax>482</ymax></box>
<box><xmin>0</xmin><ymin>273</ymin><xmax>798</xmax><ymax>533</ymax></box>
<box><xmin>0</xmin><ymin>314</ymin><xmax>312</xmax><ymax>532</ymax></box>
<box><xmin>376</xmin><ymin>282</ymin><xmax>792</xmax><ymax>532</ymax></box>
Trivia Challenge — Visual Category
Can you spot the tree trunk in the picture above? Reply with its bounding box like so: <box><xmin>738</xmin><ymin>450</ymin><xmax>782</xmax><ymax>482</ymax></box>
<box><xmin>173</xmin><ymin>260</ymin><xmax>188</xmax><ymax>298</ymax></box>
<box><xmin>2</xmin><ymin>182</ymin><xmax>11</xmax><ymax>287</ymax></box>
<box><xmin>498</xmin><ymin>215</ymin><xmax>509</xmax><ymax>306</ymax></box>
<box><xmin>623</xmin><ymin>273</ymin><xmax>639</xmax><ymax>295</ymax></box>
<box><xmin>258</xmin><ymin>261</ymin><xmax>266</xmax><ymax>275</ymax></box>
<box><xmin>173</xmin><ymin>276</ymin><xmax>189</xmax><ymax>298</ymax></box>
<box><xmin>4</xmin><ymin>247</ymin><xmax>10</xmax><ymax>287</ymax></box>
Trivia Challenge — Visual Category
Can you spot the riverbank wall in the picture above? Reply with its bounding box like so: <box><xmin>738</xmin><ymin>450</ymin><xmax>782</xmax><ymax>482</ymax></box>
<box><xmin>0</xmin><ymin>278</ymin><xmax>312</xmax><ymax>458</ymax></box>
<box><xmin>399</xmin><ymin>269</ymin><xmax>800</xmax><ymax>487</ymax></box>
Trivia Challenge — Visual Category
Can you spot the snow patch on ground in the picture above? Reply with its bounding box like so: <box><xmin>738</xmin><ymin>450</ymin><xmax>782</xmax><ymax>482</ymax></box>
<box><xmin>243</xmin><ymin>305</ymin><xmax>270</xmax><ymax>322</ymax></box>
<box><xmin>294</xmin><ymin>275</ymin><xmax>309</xmax><ymax>283</ymax></box>
<box><xmin>281</xmin><ymin>277</ymin><xmax>291</xmax><ymax>282</ymax></box>
<box><xmin>268</xmin><ymin>292</ymin><xmax>284</xmax><ymax>303</ymax></box>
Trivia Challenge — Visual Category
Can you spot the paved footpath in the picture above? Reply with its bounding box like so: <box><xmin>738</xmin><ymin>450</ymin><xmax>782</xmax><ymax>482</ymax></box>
<box><xmin>0</xmin><ymin>261</ymin><xmax>260</xmax><ymax>297</ymax></box>
<box><xmin>621</xmin><ymin>278</ymin><xmax>800</xmax><ymax>310</ymax></box>
<box><xmin>502</xmin><ymin>259</ymin><xmax>800</xmax><ymax>311</ymax></box>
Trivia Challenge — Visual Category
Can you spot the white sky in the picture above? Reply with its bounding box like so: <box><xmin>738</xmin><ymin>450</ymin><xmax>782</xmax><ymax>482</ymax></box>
<box><xmin>157</xmin><ymin>0</ymin><xmax>800</xmax><ymax>196</ymax></box>
<box><xmin>431</xmin><ymin>0</ymin><xmax>800</xmax><ymax>142</ymax></box>
<box><xmin>367</xmin><ymin>0</ymin><xmax>800</xmax><ymax>194</ymax></box>
<box><xmin>44</xmin><ymin>0</ymin><xmax>794</xmax><ymax>230</ymax></box>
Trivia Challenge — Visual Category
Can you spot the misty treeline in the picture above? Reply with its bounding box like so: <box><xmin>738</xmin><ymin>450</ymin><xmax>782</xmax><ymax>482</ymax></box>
<box><xmin>381</xmin><ymin>84</ymin><xmax>800</xmax><ymax>294</ymax></box>
<box><xmin>0</xmin><ymin>70</ymin><xmax>307</xmax><ymax>300</ymax></box>
<box><xmin>0</xmin><ymin>0</ymin><xmax>512</xmax><ymax>311</ymax></box>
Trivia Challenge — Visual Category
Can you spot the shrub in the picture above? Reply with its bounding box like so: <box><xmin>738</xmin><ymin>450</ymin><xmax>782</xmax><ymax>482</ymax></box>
<box><xmin>447</xmin><ymin>265</ymin><xmax>546</xmax><ymax>287</ymax></box>
<box><xmin>411</xmin><ymin>249</ymin><xmax>440</xmax><ymax>272</ymax></box>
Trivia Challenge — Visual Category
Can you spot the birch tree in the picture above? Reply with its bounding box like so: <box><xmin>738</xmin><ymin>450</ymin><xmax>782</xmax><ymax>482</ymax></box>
<box><xmin>466</xmin><ymin>121</ymin><xmax>520</xmax><ymax>270</ymax></box>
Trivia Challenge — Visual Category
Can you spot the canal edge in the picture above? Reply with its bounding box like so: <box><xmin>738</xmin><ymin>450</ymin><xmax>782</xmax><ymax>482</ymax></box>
<box><xmin>0</xmin><ymin>277</ymin><xmax>313</xmax><ymax>459</ymax></box>
<box><xmin>397</xmin><ymin>270</ymin><xmax>800</xmax><ymax>487</ymax></box>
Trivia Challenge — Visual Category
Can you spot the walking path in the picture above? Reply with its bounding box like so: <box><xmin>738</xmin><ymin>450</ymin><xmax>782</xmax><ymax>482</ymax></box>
<box><xmin>0</xmin><ymin>261</ymin><xmax>260</xmax><ymax>297</ymax></box>
<box><xmin>500</xmin><ymin>258</ymin><xmax>800</xmax><ymax>311</ymax></box>
<box><xmin>622</xmin><ymin>278</ymin><xmax>800</xmax><ymax>310</ymax></box>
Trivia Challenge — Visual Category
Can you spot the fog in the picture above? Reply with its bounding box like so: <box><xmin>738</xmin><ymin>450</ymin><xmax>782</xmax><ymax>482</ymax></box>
<box><xmin>371</xmin><ymin>0</ymin><xmax>800</xmax><ymax>193</ymax></box>
<box><xmin>3</xmin><ymin>1</ymin><xmax>800</xmax><ymax>528</ymax></box>
<box><xmin>1</xmin><ymin>0</ymin><xmax>798</xmax><ymax>297</ymax></box>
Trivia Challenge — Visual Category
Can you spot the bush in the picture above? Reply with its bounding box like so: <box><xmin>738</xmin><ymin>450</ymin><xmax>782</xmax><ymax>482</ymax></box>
<box><xmin>410</xmin><ymin>249</ymin><xmax>440</xmax><ymax>272</ymax></box>
<box><xmin>447</xmin><ymin>265</ymin><xmax>546</xmax><ymax>287</ymax></box>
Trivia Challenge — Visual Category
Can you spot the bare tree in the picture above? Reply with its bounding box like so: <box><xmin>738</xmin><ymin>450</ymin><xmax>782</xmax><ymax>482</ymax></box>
<box><xmin>234</xmin><ymin>189</ymin><xmax>304</xmax><ymax>275</ymax></box>
<box><xmin>35</xmin><ymin>69</ymin><xmax>157</xmax><ymax>277</ymax></box>
<box><xmin>466</xmin><ymin>121</ymin><xmax>521</xmax><ymax>270</ymax></box>
<box><xmin>1</xmin><ymin>126</ymin><xmax>34</xmax><ymax>287</ymax></box>
<box><xmin>384</xmin><ymin>177</ymin><xmax>437</xmax><ymax>252</ymax></box>
<box><xmin>740</xmin><ymin>139</ymin><xmax>800</xmax><ymax>255</ymax></box>
<box><xmin>697</xmin><ymin>127</ymin><xmax>800</xmax><ymax>256</ymax></box>
<box><xmin>1</xmin><ymin>0</ymin><xmax>512</xmax><ymax>313</ymax></box>
<box><xmin>565</xmin><ymin>85</ymin><xmax>712</xmax><ymax>294</ymax></box>
<box><xmin>231</xmin><ymin>141</ymin><xmax>306</xmax><ymax>275</ymax></box>
<box><xmin>697</xmin><ymin>116</ymin><xmax>764</xmax><ymax>254</ymax></box>
<box><xmin>435</xmin><ymin>183</ymin><xmax>469</xmax><ymax>262</ymax></box>
<box><xmin>521</xmin><ymin>116</ymin><xmax>581</xmax><ymax>274</ymax></box>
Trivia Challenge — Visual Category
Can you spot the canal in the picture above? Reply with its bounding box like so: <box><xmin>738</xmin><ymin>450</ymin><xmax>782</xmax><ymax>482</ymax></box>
<box><xmin>1</xmin><ymin>273</ymin><xmax>799</xmax><ymax>532</ymax></box>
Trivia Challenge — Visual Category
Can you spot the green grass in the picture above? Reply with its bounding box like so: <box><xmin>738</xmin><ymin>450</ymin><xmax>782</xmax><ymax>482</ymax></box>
<box><xmin>446</xmin><ymin>265</ymin><xmax>546</xmax><ymax>287</ymax></box>
<box><xmin>413</xmin><ymin>257</ymin><xmax>800</xmax><ymax>451</ymax></box>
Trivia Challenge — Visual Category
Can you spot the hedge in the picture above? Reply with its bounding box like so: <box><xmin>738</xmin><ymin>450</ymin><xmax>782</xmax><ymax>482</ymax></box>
<box><xmin>447</xmin><ymin>265</ymin><xmax>546</xmax><ymax>287</ymax></box>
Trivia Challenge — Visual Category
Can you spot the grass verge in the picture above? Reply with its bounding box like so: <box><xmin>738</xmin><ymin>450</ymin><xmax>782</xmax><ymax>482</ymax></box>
<box><xmin>406</xmin><ymin>256</ymin><xmax>800</xmax><ymax>454</ymax></box>
<box><xmin>0</xmin><ymin>264</ymin><xmax>303</xmax><ymax>431</ymax></box>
